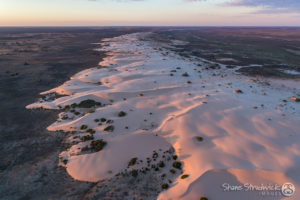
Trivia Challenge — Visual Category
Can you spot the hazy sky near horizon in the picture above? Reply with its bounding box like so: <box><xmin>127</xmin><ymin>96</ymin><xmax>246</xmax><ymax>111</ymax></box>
<box><xmin>1</xmin><ymin>0</ymin><xmax>299</xmax><ymax>26</ymax></box>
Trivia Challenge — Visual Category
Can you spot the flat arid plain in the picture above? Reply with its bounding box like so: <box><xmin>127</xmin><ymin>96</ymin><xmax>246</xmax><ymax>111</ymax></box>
<box><xmin>1</xmin><ymin>27</ymin><xmax>300</xmax><ymax>200</ymax></box>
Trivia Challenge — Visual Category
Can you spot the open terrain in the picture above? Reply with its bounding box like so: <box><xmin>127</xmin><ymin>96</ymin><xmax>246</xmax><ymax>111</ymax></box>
<box><xmin>1</xmin><ymin>27</ymin><xmax>300</xmax><ymax>200</ymax></box>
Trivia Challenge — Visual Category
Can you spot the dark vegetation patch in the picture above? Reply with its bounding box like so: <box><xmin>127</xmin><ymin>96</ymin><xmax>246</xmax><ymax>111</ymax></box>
<box><xmin>150</xmin><ymin>27</ymin><xmax>300</xmax><ymax>78</ymax></box>
<box><xmin>90</xmin><ymin>139</ymin><xmax>107</xmax><ymax>151</ymax></box>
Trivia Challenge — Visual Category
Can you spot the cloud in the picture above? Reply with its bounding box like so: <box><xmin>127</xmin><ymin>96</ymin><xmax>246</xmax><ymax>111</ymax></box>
<box><xmin>224</xmin><ymin>0</ymin><xmax>300</xmax><ymax>14</ymax></box>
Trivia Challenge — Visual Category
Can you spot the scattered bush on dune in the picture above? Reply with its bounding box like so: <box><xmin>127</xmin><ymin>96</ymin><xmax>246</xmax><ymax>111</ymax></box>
<box><xmin>81</xmin><ymin>135</ymin><xmax>94</xmax><ymax>142</ymax></box>
<box><xmin>234</xmin><ymin>89</ymin><xmax>243</xmax><ymax>94</ymax></box>
<box><xmin>172</xmin><ymin>161</ymin><xmax>182</xmax><ymax>169</ymax></box>
<box><xmin>78</xmin><ymin>99</ymin><xmax>101</xmax><ymax>108</ymax></box>
<box><xmin>86</xmin><ymin>129</ymin><xmax>96</xmax><ymax>134</ymax></box>
<box><xmin>181</xmin><ymin>174</ymin><xmax>189</xmax><ymax>179</ymax></box>
<box><xmin>80</xmin><ymin>125</ymin><xmax>88</xmax><ymax>130</ymax></box>
<box><xmin>118</xmin><ymin>111</ymin><xmax>127</xmax><ymax>117</ymax></box>
<box><xmin>104</xmin><ymin>125</ymin><xmax>114</xmax><ymax>132</ymax></box>
<box><xmin>195</xmin><ymin>136</ymin><xmax>203</xmax><ymax>142</ymax></box>
<box><xmin>90</xmin><ymin>139</ymin><xmax>107</xmax><ymax>151</ymax></box>
<box><xmin>159</xmin><ymin>161</ymin><xmax>165</xmax><ymax>168</ymax></box>
<box><xmin>128</xmin><ymin>157</ymin><xmax>137</xmax><ymax>166</ymax></box>
<box><xmin>182</xmin><ymin>72</ymin><xmax>189</xmax><ymax>77</ymax></box>
<box><xmin>161</xmin><ymin>183</ymin><xmax>169</xmax><ymax>190</ymax></box>
<box><xmin>172</xmin><ymin>155</ymin><xmax>178</xmax><ymax>160</ymax></box>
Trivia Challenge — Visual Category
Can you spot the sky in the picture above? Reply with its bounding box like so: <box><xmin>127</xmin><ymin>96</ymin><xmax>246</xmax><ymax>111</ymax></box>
<box><xmin>0</xmin><ymin>0</ymin><xmax>299</xmax><ymax>26</ymax></box>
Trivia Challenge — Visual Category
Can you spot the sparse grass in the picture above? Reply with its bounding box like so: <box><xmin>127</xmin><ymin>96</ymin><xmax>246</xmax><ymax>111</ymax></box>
<box><xmin>90</xmin><ymin>139</ymin><xmax>107</xmax><ymax>151</ymax></box>
<box><xmin>128</xmin><ymin>157</ymin><xmax>137</xmax><ymax>166</ymax></box>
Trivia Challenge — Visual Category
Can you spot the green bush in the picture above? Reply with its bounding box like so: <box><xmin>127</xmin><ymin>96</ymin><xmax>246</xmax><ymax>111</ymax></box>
<box><xmin>200</xmin><ymin>197</ymin><xmax>208</xmax><ymax>200</ymax></box>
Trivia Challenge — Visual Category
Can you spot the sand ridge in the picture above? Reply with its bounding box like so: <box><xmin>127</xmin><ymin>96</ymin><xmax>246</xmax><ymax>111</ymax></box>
<box><xmin>27</xmin><ymin>32</ymin><xmax>300</xmax><ymax>199</ymax></box>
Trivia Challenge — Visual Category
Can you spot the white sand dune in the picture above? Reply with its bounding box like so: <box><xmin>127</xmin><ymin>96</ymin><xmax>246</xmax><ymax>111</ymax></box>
<box><xmin>27</xmin><ymin>33</ymin><xmax>300</xmax><ymax>199</ymax></box>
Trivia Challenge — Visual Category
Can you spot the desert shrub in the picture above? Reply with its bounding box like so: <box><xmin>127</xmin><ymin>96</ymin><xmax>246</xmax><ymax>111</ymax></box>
<box><xmin>128</xmin><ymin>157</ymin><xmax>137</xmax><ymax>166</ymax></box>
<box><xmin>81</xmin><ymin>135</ymin><xmax>94</xmax><ymax>141</ymax></box>
<box><xmin>88</xmin><ymin>109</ymin><xmax>95</xmax><ymax>113</ymax></box>
<box><xmin>118</xmin><ymin>111</ymin><xmax>127</xmax><ymax>117</ymax></box>
<box><xmin>100</xmin><ymin>118</ymin><xmax>107</xmax><ymax>122</ymax></box>
<box><xmin>159</xmin><ymin>161</ymin><xmax>165</xmax><ymax>168</ymax></box>
<box><xmin>104</xmin><ymin>125</ymin><xmax>114</xmax><ymax>132</ymax></box>
<box><xmin>195</xmin><ymin>136</ymin><xmax>203</xmax><ymax>142</ymax></box>
<box><xmin>172</xmin><ymin>155</ymin><xmax>178</xmax><ymax>160</ymax></box>
<box><xmin>86</xmin><ymin>129</ymin><xmax>96</xmax><ymax>134</ymax></box>
<box><xmin>71</xmin><ymin>103</ymin><xmax>78</xmax><ymax>108</ymax></box>
<box><xmin>181</xmin><ymin>174</ymin><xmax>189</xmax><ymax>179</ymax></box>
<box><xmin>94</xmin><ymin>119</ymin><xmax>99</xmax><ymax>122</ymax></box>
<box><xmin>152</xmin><ymin>152</ymin><xmax>158</xmax><ymax>159</ymax></box>
<box><xmin>131</xmin><ymin>170</ymin><xmax>138</xmax><ymax>177</ymax></box>
<box><xmin>80</xmin><ymin>125</ymin><xmax>88</xmax><ymax>130</ymax></box>
<box><xmin>81</xmin><ymin>145</ymin><xmax>89</xmax><ymax>151</ymax></box>
<box><xmin>106</xmin><ymin>119</ymin><xmax>114</xmax><ymax>124</ymax></box>
<box><xmin>170</xmin><ymin>169</ymin><xmax>176</xmax><ymax>174</ymax></box>
<box><xmin>62</xmin><ymin>115</ymin><xmax>68</xmax><ymax>120</ymax></box>
<box><xmin>78</xmin><ymin>99</ymin><xmax>101</xmax><ymax>108</ymax></box>
<box><xmin>182</xmin><ymin>72</ymin><xmax>189</xmax><ymax>77</ymax></box>
<box><xmin>161</xmin><ymin>183</ymin><xmax>169</xmax><ymax>189</ymax></box>
<box><xmin>234</xmin><ymin>90</ymin><xmax>243</xmax><ymax>94</ymax></box>
<box><xmin>90</xmin><ymin>139</ymin><xmax>107</xmax><ymax>151</ymax></box>
<box><xmin>172</xmin><ymin>161</ymin><xmax>182</xmax><ymax>169</ymax></box>
<box><xmin>200</xmin><ymin>197</ymin><xmax>208</xmax><ymax>200</ymax></box>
